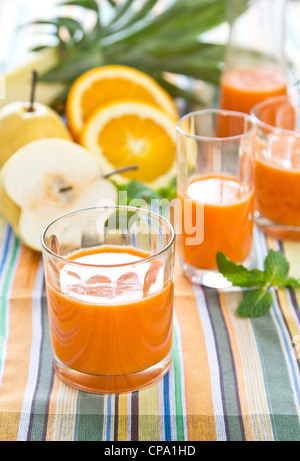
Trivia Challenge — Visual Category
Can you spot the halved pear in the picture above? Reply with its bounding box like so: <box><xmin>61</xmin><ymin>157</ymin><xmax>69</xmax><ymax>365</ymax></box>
<box><xmin>0</xmin><ymin>138</ymin><xmax>118</xmax><ymax>251</ymax></box>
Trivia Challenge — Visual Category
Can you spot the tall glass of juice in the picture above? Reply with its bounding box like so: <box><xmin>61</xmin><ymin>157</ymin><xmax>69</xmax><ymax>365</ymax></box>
<box><xmin>219</xmin><ymin>0</ymin><xmax>288</xmax><ymax>113</ymax></box>
<box><xmin>41</xmin><ymin>206</ymin><xmax>175</xmax><ymax>393</ymax></box>
<box><xmin>251</xmin><ymin>95</ymin><xmax>300</xmax><ymax>240</ymax></box>
<box><xmin>176</xmin><ymin>110</ymin><xmax>256</xmax><ymax>288</ymax></box>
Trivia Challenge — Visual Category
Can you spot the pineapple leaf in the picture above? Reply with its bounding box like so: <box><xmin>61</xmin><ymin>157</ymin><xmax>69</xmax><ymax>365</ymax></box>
<box><xmin>32</xmin><ymin>0</ymin><xmax>250</xmax><ymax>106</ymax></box>
<box><xmin>59</xmin><ymin>0</ymin><xmax>99</xmax><ymax>12</ymax></box>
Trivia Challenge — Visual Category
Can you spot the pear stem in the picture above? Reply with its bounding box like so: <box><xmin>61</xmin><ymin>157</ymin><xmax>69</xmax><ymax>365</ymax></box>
<box><xmin>28</xmin><ymin>70</ymin><xmax>38</xmax><ymax>112</ymax></box>
<box><xmin>58</xmin><ymin>165</ymin><xmax>139</xmax><ymax>194</ymax></box>
<box><xmin>103</xmin><ymin>165</ymin><xmax>139</xmax><ymax>178</ymax></box>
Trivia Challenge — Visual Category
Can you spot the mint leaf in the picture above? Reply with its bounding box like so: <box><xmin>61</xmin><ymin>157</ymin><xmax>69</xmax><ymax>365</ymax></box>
<box><xmin>237</xmin><ymin>288</ymin><xmax>273</xmax><ymax>318</ymax></box>
<box><xmin>216</xmin><ymin>250</ymin><xmax>300</xmax><ymax>318</ymax></box>
<box><xmin>278</xmin><ymin>276</ymin><xmax>300</xmax><ymax>288</ymax></box>
<box><xmin>157</xmin><ymin>177</ymin><xmax>177</xmax><ymax>201</ymax></box>
<box><xmin>216</xmin><ymin>252</ymin><xmax>266</xmax><ymax>287</ymax></box>
<box><xmin>126</xmin><ymin>180</ymin><xmax>161</xmax><ymax>203</ymax></box>
<box><xmin>113</xmin><ymin>177</ymin><xmax>177</xmax><ymax>207</ymax></box>
<box><xmin>115</xmin><ymin>180</ymin><xmax>161</xmax><ymax>205</ymax></box>
<box><xmin>263</xmin><ymin>249</ymin><xmax>290</xmax><ymax>286</ymax></box>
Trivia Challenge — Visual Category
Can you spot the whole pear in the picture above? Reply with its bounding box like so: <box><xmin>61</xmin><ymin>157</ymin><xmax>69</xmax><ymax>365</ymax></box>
<box><xmin>0</xmin><ymin>101</ymin><xmax>72</xmax><ymax>168</ymax></box>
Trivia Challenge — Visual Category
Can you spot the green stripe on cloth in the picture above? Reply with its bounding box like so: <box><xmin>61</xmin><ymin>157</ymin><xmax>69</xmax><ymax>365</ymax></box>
<box><xmin>240</xmin><ymin>230</ymin><xmax>300</xmax><ymax>441</ymax></box>
<box><xmin>204</xmin><ymin>287</ymin><xmax>245</xmax><ymax>441</ymax></box>
<box><xmin>74</xmin><ymin>392</ymin><xmax>106</xmax><ymax>441</ymax></box>
<box><xmin>25</xmin><ymin>288</ymin><xmax>56</xmax><ymax>441</ymax></box>
<box><xmin>251</xmin><ymin>310</ymin><xmax>300</xmax><ymax>441</ymax></box>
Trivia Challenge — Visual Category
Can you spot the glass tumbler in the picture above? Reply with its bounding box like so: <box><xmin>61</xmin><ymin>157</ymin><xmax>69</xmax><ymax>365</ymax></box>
<box><xmin>251</xmin><ymin>95</ymin><xmax>300</xmax><ymax>240</ymax></box>
<box><xmin>41</xmin><ymin>206</ymin><xmax>175</xmax><ymax>394</ymax></box>
<box><xmin>176</xmin><ymin>110</ymin><xmax>256</xmax><ymax>288</ymax></box>
<box><xmin>220</xmin><ymin>0</ymin><xmax>288</xmax><ymax>114</ymax></box>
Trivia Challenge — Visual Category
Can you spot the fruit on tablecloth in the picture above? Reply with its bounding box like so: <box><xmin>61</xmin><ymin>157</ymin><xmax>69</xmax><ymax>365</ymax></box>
<box><xmin>80</xmin><ymin>100</ymin><xmax>177</xmax><ymax>189</ymax></box>
<box><xmin>0</xmin><ymin>138</ymin><xmax>117</xmax><ymax>251</ymax></box>
<box><xmin>0</xmin><ymin>69</ymin><xmax>72</xmax><ymax>168</ymax></box>
<box><xmin>0</xmin><ymin>101</ymin><xmax>72</xmax><ymax>168</ymax></box>
<box><xmin>66</xmin><ymin>65</ymin><xmax>179</xmax><ymax>140</ymax></box>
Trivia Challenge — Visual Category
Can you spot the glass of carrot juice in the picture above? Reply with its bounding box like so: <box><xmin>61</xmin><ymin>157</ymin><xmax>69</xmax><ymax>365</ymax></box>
<box><xmin>219</xmin><ymin>0</ymin><xmax>287</xmax><ymax>114</ymax></box>
<box><xmin>41</xmin><ymin>206</ymin><xmax>175</xmax><ymax>394</ymax></box>
<box><xmin>251</xmin><ymin>95</ymin><xmax>300</xmax><ymax>240</ymax></box>
<box><xmin>176</xmin><ymin>110</ymin><xmax>256</xmax><ymax>288</ymax></box>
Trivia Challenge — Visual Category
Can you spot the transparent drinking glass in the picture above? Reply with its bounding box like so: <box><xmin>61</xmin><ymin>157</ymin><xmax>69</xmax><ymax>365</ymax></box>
<box><xmin>220</xmin><ymin>0</ymin><xmax>288</xmax><ymax>113</ymax></box>
<box><xmin>176</xmin><ymin>110</ymin><xmax>256</xmax><ymax>288</ymax></box>
<box><xmin>251</xmin><ymin>95</ymin><xmax>300</xmax><ymax>240</ymax></box>
<box><xmin>41</xmin><ymin>206</ymin><xmax>175</xmax><ymax>394</ymax></box>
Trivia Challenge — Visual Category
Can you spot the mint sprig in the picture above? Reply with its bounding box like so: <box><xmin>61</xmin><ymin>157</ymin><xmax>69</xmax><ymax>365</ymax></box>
<box><xmin>216</xmin><ymin>250</ymin><xmax>300</xmax><ymax>318</ymax></box>
<box><xmin>115</xmin><ymin>178</ymin><xmax>177</xmax><ymax>205</ymax></box>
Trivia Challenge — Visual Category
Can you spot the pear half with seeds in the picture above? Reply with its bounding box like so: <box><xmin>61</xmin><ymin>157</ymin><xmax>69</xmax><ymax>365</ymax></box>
<box><xmin>0</xmin><ymin>138</ymin><xmax>118</xmax><ymax>251</ymax></box>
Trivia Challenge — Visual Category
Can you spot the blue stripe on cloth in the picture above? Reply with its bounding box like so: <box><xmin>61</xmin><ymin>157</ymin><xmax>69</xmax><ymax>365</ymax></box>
<box><xmin>163</xmin><ymin>373</ymin><xmax>171</xmax><ymax>440</ymax></box>
<box><xmin>106</xmin><ymin>394</ymin><xmax>112</xmax><ymax>440</ymax></box>
<box><xmin>0</xmin><ymin>225</ymin><xmax>12</xmax><ymax>276</ymax></box>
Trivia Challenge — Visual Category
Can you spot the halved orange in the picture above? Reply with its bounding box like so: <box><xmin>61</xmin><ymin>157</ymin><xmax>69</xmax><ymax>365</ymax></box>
<box><xmin>80</xmin><ymin>100</ymin><xmax>177</xmax><ymax>188</ymax></box>
<box><xmin>66</xmin><ymin>65</ymin><xmax>179</xmax><ymax>140</ymax></box>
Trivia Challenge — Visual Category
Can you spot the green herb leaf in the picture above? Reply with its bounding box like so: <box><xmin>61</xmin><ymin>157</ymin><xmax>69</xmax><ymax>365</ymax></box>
<box><xmin>156</xmin><ymin>177</ymin><xmax>177</xmax><ymax>201</ymax></box>
<box><xmin>278</xmin><ymin>276</ymin><xmax>300</xmax><ymax>287</ymax></box>
<box><xmin>216</xmin><ymin>249</ymin><xmax>300</xmax><ymax>318</ymax></box>
<box><xmin>127</xmin><ymin>180</ymin><xmax>162</xmax><ymax>203</ymax></box>
<box><xmin>263</xmin><ymin>249</ymin><xmax>290</xmax><ymax>286</ymax></box>
<box><xmin>116</xmin><ymin>180</ymin><xmax>161</xmax><ymax>206</ymax></box>
<box><xmin>216</xmin><ymin>252</ymin><xmax>266</xmax><ymax>287</ymax></box>
<box><xmin>114</xmin><ymin>177</ymin><xmax>177</xmax><ymax>214</ymax></box>
<box><xmin>237</xmin><ymin>288</ymin><xmax>273</xmax><ymax>318</ymax></box>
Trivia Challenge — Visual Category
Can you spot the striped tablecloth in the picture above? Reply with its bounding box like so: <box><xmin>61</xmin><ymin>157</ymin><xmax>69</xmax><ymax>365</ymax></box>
<box><xmin>0</xmin><ymin>219</ymin><xmax>299</xmax><ymax>442</ymax></box>
<box><xmin>0</xmin><ymin>0</ymin><xmax>300</xmax><ymax>443</ymax></box>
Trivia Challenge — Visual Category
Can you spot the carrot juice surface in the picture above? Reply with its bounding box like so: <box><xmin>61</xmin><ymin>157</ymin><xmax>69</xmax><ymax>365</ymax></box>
<box><xmin>178</xmin><ymin>175</ymin><xmax>254</xmax><ymax>270</ymax></box>
<box><xmin>220</xmin><ymin>67</ymin><xmax>287</xmax><ymax>114</ymax></box>
<box><xmin>46</xmin><ymin>245</ymin><xmax>174</xmax><ymax>387</ymax></box>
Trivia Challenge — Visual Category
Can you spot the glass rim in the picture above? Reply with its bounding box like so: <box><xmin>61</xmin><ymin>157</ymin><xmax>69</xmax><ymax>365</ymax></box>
<box><xmin>251</xmin><ymin>94</ymin><xmax>300</xmax><ymax>138</ymax></box>
<box><xmin>40</xmin><ymin>205</ymin><xmax>176</xmax><ymax>268</ymax></box>
<box><xmin>176</xmin><ymin>108</ymin><xmax>256</xmax><ymax>141</ymax></box>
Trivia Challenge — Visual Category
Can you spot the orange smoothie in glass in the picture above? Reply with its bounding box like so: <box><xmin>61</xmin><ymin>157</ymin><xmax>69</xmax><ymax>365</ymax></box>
<box><xmin>46</xmin><ymin>245</ymin><xmax>174</xmax><ymax>393</ymax></box>
<box><xmin>252</xmin><ymin>96</ymin><xmax>300</xmax><ymax>240</ymax></box>
<box><xmin>220</xmin><ymin>67</ymin><xmax>287</xmax><ymax>114</ymax></box>
<box><xmin>178</xmin><ymin>175</ymin><xmax>254</xmax><ymax>270</ymax></box>
<box><xmin>255</xmin><ymin>138</ymin><xmax>300</xmax><ymax>229</ymax></box>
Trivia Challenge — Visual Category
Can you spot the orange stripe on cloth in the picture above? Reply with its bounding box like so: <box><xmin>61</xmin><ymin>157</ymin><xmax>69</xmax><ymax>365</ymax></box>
<box><xmin>138</xmin><ymin>383</ymin><xmax>160</xmax><ymax>441</ymax></box>
<box><xmin>174</xmin><ymin>258</ymin><xmax>216</xmax><ymax>441</ymax></box>
<box><xmin>0</xmin><ymin>246</ymin><xmax>40</xmax><ymax>441</ymax></box>
<box><xmin>46</xmin><ymin>379</ymin><xmax>78</xmax><ymax>441</ymax></box>
<box><xmin>44</xmin><ymin>374</ymin><xmax>74</xmax><ymax>441</ymax></box>
<box><xmin>117</xmin><ymin>392</ymin><xmax>129</xmax><ymax>441</ymax></box>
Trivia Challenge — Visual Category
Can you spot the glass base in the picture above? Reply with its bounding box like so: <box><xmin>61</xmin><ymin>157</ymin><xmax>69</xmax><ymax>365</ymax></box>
<box><xmin>180</xmin><ymin>258</ymin><xmax>233</xmax><ymax>289</ymax></box>
<box><xmin>255</xmin><ymin>212</ymin><xmax>300</xmax><ymax>241</ymax></box>
<box><xmin>180</xmin><ymin>253</ymin><xmax>252</xmax><ymax>290</ymax></box>
<box><xmin>53</xmin><ymin>352</ymin><xmax>172</xmax><ymax>394</ymax></box>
